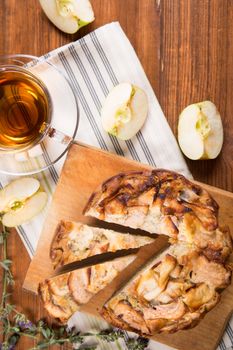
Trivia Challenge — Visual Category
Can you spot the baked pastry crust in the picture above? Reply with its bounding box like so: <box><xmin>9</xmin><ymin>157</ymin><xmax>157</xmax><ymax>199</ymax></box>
<box><xmin>101</xmin><ymin>243</ymin><xmax>231</xmax><ymax>335</ymax></box>
<box><xmin>50</xmin><ymin>221</ymin><xmax>154</xmax><ymax>269</ymax></box>
<box><xmin>39</xmin><ymin>255</ymin><xmax>136</xmax><ymax>323</ymax></box>
<box><xmin>84</xmin><ymin>169</ymin><xmax>232</xmax><ymax>262</ymax></box>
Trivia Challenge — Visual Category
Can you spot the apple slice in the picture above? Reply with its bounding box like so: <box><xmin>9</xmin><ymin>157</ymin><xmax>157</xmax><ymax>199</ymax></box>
<box><xmin>178</xmin><ymin>101</ymin><xmax>223</xmax><ymax>160</ymax></box>
<box><xmin>39</xmin><ymin>0</ymin><xmax>95</xmax><ymax>34</ymax></box>
<box><xmin>0</xmin><ymin>178</ymin><xmax>40</xmax><ymax>213</ymax></box>
<box><xmin>101</xmin><ymin>83</ymin><xmax>148</xmax><ymax>140</ymax></box>
<box><xmin>2</xmin><ymin>192</ymin><xmax>48</xmax><ymax>227</ymax></box>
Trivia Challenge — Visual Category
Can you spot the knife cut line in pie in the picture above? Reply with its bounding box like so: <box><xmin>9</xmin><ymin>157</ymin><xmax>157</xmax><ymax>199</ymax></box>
<box><xmin>39</xmin><ymin>220</ymin><xmax>156</xmax><ymax>322</ymax></box>
<box><xmin>50</xmin><ymin>220</ymin><xmax>155</xmax><ymax>270</ymax></box>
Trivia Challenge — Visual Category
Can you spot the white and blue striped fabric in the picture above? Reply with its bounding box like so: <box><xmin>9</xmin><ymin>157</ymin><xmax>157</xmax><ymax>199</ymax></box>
<box><xmin>0</xmin><ymin>22</ymin><xmax>232</xmax><ymax>350</ymax></box>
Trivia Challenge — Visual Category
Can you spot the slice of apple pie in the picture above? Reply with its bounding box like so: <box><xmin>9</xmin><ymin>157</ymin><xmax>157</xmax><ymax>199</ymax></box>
<box><xmin>39</xmin><ymin>254</ymin><xmax>136</xmax><ymax>323</ymax></box>
<box><xmin>50</xmin><ymin>220</ymin><xmax>154</xmax><ymax>269</ymax></box>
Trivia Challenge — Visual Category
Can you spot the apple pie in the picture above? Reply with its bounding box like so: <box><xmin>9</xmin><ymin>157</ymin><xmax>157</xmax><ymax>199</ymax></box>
<box><xmin>40</xmin><ymin>168</ymin><xmax>232</xmax><ymax>334</ymax></box>
<box><xmin>84</xmin><ymin>169</ymin><xmax>232</xmax><ymax>334</ymax></box>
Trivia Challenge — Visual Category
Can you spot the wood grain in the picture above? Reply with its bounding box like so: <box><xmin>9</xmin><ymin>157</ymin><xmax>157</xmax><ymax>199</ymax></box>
<box><xmin>0</xmin><ymin>0</ymin><xmax>233</xmax><ymax>349</ymax></box>
<box><xmin>24</xmin><ymin>143</ymin><xmax>233</xmax><ymax>350</ymax></box>
<box><xmin>159</xmin><ymin>0</ymin><xmax>233</xmax><ymax>188</ymax></box>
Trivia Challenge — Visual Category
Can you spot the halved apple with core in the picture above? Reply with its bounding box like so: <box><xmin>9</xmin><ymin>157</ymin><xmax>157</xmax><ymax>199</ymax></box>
<box><xmin>0</xmin><ymin>178</ymin><xmax>40</xmax><ymax>213</ymax></box>
<box><xmin>101</xmin><ymin>83</ymin><xmax>148</xmax><ymax>140</ymax></box>
<box><xmin>39</xmin><ymin>0</ymin><xmax>95</xmax><ymax>34</ymax></box>
<box><xmin>178</xmin><ymin>101</ymin><xmax>223</xmax><ymax>160</ymax></box>
<box><xmin>2</xmin><ymin>192</ymin><xmax>48</xmax><ymax>228</ymax></box>
<box><xmin>0</xmin><ymin>178</ymin><xmax>48</xmax><ymax>227</ymax></box>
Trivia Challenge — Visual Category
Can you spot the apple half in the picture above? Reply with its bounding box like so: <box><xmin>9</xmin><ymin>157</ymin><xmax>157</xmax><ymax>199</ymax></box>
<box><xmin>39</xmin><ymin>0</ymin><xmax>95</xmax><ymax>34</ymax></box>
<box><xmin>101</xmin><ymin>83</ymin><xmax>148</xmax><ymax>140</ymax></box>
<box><xmin>0</xmin><ymin>178</ymin><xmax>48</xmax><ymax>227</ymax></box>
<box><xmin>2</xmin><ymin>192</ymin><xmax>48</xmax><ymax>228</ymax></box>
<box><xmin>178</xmin><ymin>101</ymin><xmax>223</xmax><ymax>160</ymax></box>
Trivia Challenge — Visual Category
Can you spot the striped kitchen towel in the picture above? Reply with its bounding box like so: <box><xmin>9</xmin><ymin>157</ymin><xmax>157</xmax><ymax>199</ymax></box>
<box><xmin>0</xmin><ymin>22</ymin><xmax>231</xmax><ymax>350</ymax></box>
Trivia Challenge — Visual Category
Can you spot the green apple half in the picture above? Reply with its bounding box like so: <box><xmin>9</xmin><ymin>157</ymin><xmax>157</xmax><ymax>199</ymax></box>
<box><xmin>39</xmin><ymin>0</ymin><xmax>95</xmax><ymax>34</ymax></box>
<box><xmin>0</xmin><ymin>178</ymin><xmax>48</xmax><ymax>227</ymax></box>
<box><xmin>101</xmin><ymin>83</ymin><xmax>148</xmax><ymax>140</ymax></box>
<box><xmin>178</xmin><ymin>101</ymin><xmax>223</xmax><ymax>160</ymax></box>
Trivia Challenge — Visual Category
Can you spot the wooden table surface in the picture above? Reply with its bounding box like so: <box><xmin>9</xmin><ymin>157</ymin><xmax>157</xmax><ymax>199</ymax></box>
<box><xmin>0</xmin><ymin>1</ymin><xmax>233</xmax><ymax>349</ymax></box>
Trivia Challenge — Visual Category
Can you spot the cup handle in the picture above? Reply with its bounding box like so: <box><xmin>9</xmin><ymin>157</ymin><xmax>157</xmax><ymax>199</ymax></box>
<box><xmin>47</xmin><ymin>126</ymin><xmax>73</xmax><ymax>146</ymax></box>
<box><xmin>14</xmin><ymin>125</ymin><xmax>73</xmax><ymax>163</ymax></box>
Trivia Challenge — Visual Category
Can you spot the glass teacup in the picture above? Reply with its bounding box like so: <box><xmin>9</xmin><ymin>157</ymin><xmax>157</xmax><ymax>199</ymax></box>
<box><xmin>0</xmin><ymin>54</ymin><xmax>79</xmax><ymax>175</ymax></box>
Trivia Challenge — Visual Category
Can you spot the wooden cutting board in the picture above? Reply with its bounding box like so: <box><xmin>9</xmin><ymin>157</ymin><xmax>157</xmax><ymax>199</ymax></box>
<box><xmin>24</xmin><ymin>142</ymin><xmax>233</xmax><ymax>350</ymax></box>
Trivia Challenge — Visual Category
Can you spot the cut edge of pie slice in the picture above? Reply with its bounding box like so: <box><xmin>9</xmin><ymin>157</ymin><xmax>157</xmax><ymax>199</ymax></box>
<box><xmin>101</xmin><ymin>241</ymin><xmax>232</xmax><ymax>335</ymax></box>
<box><xmin>39</xmin><ymin>254</ymin><xmax>137</xmax><ymax>324</ymax></box>
<box><xmin>50</xmin><ymin>220</ymin><xmax>154</xmax><ymax>269</ymax></box>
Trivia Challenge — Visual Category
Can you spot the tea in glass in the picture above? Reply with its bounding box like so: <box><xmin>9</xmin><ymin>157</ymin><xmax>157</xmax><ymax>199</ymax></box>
<box><xmin>0</xmin><ymin>68</ymin><xmax>51</xmax><ymax>151</ymax></box>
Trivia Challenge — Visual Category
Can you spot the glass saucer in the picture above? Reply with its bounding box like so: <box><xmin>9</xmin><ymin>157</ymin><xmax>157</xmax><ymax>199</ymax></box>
<box><xmin>0</xmin><ymin>54</ymin><xmax>79</xmax><ymax>176</ymax></box>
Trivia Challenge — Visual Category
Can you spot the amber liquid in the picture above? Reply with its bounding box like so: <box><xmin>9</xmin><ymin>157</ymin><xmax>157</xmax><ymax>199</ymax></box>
<box><xmin>0</xmin><ymin>69</ymin><xmax>50</xmax><ymax>151</ymax></box>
